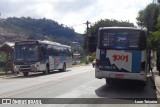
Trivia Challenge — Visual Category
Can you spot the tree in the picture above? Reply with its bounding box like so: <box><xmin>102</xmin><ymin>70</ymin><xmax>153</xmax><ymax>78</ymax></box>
<box><xmin>136</xmin><ymin>3</ymin><xmax>159</xmax><ymax>31</ymax></box>
<box><xmin>136</xmin><ymin>10</ymin><xmax>145</xmax><ymax>28</ymax></box>
<box><xmin>84</xmin><ymin>19</ymin><xmax>134</xmax><ymax>53</ymax></box>
<box><xmin>0</xmin><ymin>17</ymin><xmax>83</xmax><ymax>46</ymax></box>
<box><xmin>148</xmin><ymin>31</ymin><xmax>160</xmax><ymax>52</ymax></box>
<box><xmin>90</xmin><ymin>19</ymin><xmax>134</xmax><ymax>35</ymax></box>
<box><xmin>156</xmin><ymin>16</ymin><xmax>160</xmax><ymax>31</ymax></box>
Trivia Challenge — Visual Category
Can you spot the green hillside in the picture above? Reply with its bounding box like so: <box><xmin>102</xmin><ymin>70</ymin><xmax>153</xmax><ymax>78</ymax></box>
<box><xmin>0</xmin><ymin>17</ymin><xmax>83</xmax><ymax>46</ymax></box>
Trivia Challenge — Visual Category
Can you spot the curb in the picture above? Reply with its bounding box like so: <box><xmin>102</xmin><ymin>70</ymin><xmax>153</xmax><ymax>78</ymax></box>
<box><xmin>0</xmin><ymin>64</ymin><xmax>92</xmax><ymax>78</ymax></box>
<box><xmin>151</xmin><ymin>69</ymin><xmax>160</xmax><ymax>98</ymax></box>
<box><xmin>72</xmin><ymin>63</ymin><xmax>91</xmax><ymax>67</ymax></box>
<box><xmin>154</xmin><ymin>75</ymin><xmax>160</xmax><ymax>97</ymax></box>
<box><xmin>0</xmin><ymin>73</ymin><xmax>22</xmax><ymax>79</ymax></box>
<box><xmin>157</xmin><ymin>86</ymin><xmax>160</xmax><ymax>95</ymax></box>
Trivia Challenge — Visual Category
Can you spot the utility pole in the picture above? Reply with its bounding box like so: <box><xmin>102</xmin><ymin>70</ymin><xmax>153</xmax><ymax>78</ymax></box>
<box><xmin>85</xmin><ymin>20</ymin><xmax>91</xmax><ymax>64</ymax></box>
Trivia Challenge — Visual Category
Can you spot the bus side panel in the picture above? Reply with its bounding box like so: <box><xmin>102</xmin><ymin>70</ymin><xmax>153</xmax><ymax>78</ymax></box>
<box><xmin>39</xmin><ymin>56</ymin><xmax>50</xmax><ymax>71</ymax></box>
<box><xmin>49</xmin><ymin>56</ymin><xmax>54</xmax><ymax>70</ymax></box>
<box><xmin>131</xmin><ymin>51</ymin><xmax>142</xmax><ymax>73</ymax></box>
<box><xmin>52</xmin><ymin>56</ymin><xmax>62</xmax><ymax>69</ymax></box>
<box><xmin>66</xmin><ymin>57</ymin><xmax>72</xmax><ymax>68</ymax></box>
<box><xmin>49</xmin><ymin>56</ymin><xmax>72</xmax><ymax>70</ymax></box>
<box><xmin>38</xmin><ymin>63</ymin><xmax>47</xmax><ymax>71</ymax></box>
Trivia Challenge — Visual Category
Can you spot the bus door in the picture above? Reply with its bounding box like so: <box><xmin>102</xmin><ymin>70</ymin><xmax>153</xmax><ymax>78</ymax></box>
<box><xmin>49</xmin><ymin>56</ymin><xmax>54</xmax><ymax>70</ymax></box>
<box><xmin>53</xmin><ymin>56</ymin><xmax>61</xmax><ymax>69</ymax></box>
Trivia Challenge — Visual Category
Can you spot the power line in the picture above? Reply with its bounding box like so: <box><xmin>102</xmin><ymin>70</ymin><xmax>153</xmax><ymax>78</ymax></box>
<box><xmin>71</xmin><ymin>23</ymin><xmax>86</xmax><ymax>27</ymax></box>
<box><xmin>70</xmin><ymin>21</ymin><xmax>92</xmax><ymax>28</ymax></box>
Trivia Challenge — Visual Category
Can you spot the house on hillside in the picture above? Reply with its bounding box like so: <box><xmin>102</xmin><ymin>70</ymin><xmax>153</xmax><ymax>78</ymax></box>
<box><xmin>0</xmin><ymin>42</ymin><xmax>14</xmax><ymax>73</ymax></box>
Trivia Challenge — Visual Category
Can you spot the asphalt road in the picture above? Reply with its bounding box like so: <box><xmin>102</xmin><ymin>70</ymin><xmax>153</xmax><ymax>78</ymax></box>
<box><xmin>0</xmin><ymin>64</ymin><xmax>159</xmax><ymax>107</ymax></box>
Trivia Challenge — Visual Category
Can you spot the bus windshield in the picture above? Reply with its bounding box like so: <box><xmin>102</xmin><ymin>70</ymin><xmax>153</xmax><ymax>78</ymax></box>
<box><xmin>98</xmin><ymin>29</ymin><xmax>146</xmax><ymax>50</ymax></box>
<box><xmin>14</xmin><ymin>45</ymin><xmax>38</xmax><ymax>62</ymax></box>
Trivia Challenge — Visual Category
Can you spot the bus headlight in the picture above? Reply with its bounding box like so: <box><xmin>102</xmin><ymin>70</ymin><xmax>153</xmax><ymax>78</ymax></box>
<box><xmin>31</xmin><ymin>64</ymin><xmax>38</xmax><ymax>71</ymax></box>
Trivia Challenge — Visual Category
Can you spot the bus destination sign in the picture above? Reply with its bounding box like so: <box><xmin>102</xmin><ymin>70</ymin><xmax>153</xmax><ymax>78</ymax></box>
<box><xmin>16</xmin><ymin>41</ymin><xmax>37</xmax><ymax>45</ymax></box>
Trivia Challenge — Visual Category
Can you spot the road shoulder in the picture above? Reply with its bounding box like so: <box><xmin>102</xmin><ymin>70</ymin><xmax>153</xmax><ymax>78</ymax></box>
<box><xmin>151</xmin><ymin>67</ymin><xmax>160</xmax><ymax>98</ymax></box>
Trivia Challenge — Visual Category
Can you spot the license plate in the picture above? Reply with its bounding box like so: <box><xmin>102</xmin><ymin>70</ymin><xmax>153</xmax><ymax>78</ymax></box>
<box><xmin>115</xmin><ymin>74</ymin><xmax>124</xmax><ymax>78</ymax></box>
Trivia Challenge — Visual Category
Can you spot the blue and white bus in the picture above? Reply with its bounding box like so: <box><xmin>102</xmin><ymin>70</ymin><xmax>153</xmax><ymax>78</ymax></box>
<box><xmin>13</xmin><ymin>40</ymin><xmax>72</xmax><ymax>76</ymax></box>
<box><xmin>95</xmin><ymin>27</ymin><xmax>150</xmax><ymax>86</ymax></box>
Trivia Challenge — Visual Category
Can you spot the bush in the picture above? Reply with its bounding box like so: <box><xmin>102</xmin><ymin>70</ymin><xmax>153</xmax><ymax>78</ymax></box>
<box><xmin>80</xmin><ymin>53</ymin><xmax>95</xmax><ymax>64</ymax></box>
<box><xmin>80</xmin><ymin>56</ymin><xmax>86</xmax><ymax>64</ymax></box>
<box><xmin>148</xmin><ymin>31</ymin><xmax>160</xmax><ymax>52</ymax></box>
<box><xmin>0</xmin><ymin>53</ymin><xmax>7</xmax><ymax>62</ymax></box>
<box><xmin>89</xmin><ymin>53</ymin><xmax>95</xmax><ymax>62</ymax></box>
<box><xmin>0</xmin><ymin>68</ymin><xmax>5</xmax><ymax>75</ymax></box>
<box><xmin>0</xmin><ymin>62</ymin><xmax>6</xmax><ymax>68</ymax></box>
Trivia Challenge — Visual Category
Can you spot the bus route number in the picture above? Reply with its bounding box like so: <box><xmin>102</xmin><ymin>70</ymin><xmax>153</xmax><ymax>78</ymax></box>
<box><xmin>112</xmin><ymin>55</ymin><xmax>128</xmax><ymax>62</ymax></box>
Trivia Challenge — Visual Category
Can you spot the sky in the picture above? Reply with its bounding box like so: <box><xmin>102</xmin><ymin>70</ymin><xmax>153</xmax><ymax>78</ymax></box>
<box><xmin>0</xmin><ymin>0</ymin><xmax>155</xmax><ymax>34</ymax></box>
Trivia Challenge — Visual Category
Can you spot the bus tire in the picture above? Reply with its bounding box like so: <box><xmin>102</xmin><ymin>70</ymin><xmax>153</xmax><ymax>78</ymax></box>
<box><xmin>43</xmin><ymin>65</ymin><xmax>49</xmax><ymax>75</ymax></box>
<box><xmin>139</xmin><ymin>81</ymin><xmax>147</xmax><ymax>87</ymax></box>
<box><xmin>23</xmin><ymin>72</ymin><xmax>29</xmax><ymax>76</ymax></box>
<box><xmin>60</xmin><ymin>63</ymin><xmax>66</xmax><ymax>72</ymax></box>
<box><xmin>106</xmin><ymin>78</ymin><xmax>114</xmax><ymax>86</ymax></box>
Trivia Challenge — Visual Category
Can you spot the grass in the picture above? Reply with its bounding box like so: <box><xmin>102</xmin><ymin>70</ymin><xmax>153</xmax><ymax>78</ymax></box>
<box><xmin>0</xmin><ymin>53</ymin><xmax>7</xmax><ymax>62</ymax></box>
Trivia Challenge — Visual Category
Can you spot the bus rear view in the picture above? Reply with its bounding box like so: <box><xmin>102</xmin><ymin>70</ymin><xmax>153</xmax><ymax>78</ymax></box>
<box><xmin>95</xmin><ymin>27</ymin><xmax>149</xmax><ymax>86</ymax></box>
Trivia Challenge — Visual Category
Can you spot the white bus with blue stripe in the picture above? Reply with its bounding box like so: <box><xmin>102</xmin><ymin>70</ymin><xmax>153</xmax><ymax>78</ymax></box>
<box><xmin>13</xmin><ymin>40</ymin><xmax>72</xmax><ymax>76</ymax></box>
<box><xmin>95</xmin><ymin>27</ymin><xmax>150</xmax><ymax>86</ymax></box>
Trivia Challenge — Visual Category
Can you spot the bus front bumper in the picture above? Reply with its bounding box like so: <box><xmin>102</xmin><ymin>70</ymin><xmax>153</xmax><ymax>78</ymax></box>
<box><xmin>14</xmin><ymin>64</ymin><xmax>39</xmax><ymax>72</ymax></box>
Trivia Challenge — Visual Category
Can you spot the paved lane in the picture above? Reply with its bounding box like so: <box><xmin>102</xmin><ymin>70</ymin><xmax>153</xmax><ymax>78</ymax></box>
<box><xmin>0</xmin><ymin>65</ymin><xmax>94</xmax><ymax>98</ymax></box>
<box><xmin>0</xmin><ymin>64</ymin><xmax>159</xmax><ymax>107</ymax></box>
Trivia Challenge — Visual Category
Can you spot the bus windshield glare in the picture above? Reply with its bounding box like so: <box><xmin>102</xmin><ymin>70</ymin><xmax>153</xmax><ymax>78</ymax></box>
<box><xmin>98</xmin><ymin>29</ymin><xmax>146</xmax><ymax>50</ymax></box>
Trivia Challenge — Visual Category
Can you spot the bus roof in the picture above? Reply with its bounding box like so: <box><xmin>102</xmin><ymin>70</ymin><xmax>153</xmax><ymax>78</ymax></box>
<box><xmin>15</xmin><ymin>40</ymin><xmax>71</xmax><ymax>48</ymax></box>
<box><xmin>99</xmin><ymin>27</ymin><xmax>146</xmax><ymax>31</ymax></box>
<box><xmin>39</xmin><ymin>40</ymin><xmax>71</xmax><ymax>48</ymax></box>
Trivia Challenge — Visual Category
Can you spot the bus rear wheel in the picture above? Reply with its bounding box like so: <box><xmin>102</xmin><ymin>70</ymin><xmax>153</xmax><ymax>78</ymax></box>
<box><xmin>23</xmin><ymin>72</ymin><xmax>29</xmax><ymax>76</ymax></box>
<box><xmin>139</xmin><ymin>81</ymin><xmax>147</xmax><ymax>87</ymax></box>
<box><xmin>106</xmin><ymin>78</ymin><xmax>114</xmax><ymax>86</ymax></box>
<box><xmin>60</xmin><ymin>63</ymin><xmax>66</xmax><ymax>72</ymax></box>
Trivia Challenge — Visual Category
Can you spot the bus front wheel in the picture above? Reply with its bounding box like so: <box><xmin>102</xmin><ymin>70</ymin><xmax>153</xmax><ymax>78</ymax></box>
<box><xmin>43</xmin><ymin>65</ymin><xmax>49</xmax><ymax>75</ymax></box>
<box><xmin>23</xmin><ymin>72</ymin><xmax>29</xmax><ymax>76</ymax></box>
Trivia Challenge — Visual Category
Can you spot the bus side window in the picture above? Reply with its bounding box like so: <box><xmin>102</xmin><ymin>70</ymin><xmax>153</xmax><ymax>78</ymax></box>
<box><xmin>59</xmin><ymin>47</ymin><xmax>63</xmax><ymax>56</ymax></box>
<box><xmin>67</xmin><ymin>48</ymin><xmax>72</xmax><ymax>56</ymax></box>
<box><xmin>40</xmin><ymin>45</ymin><xmax>47</xmax><ymax>56</ymax></box>
<box><xmin>62</xmin><ymin>48</ymin><xmax>67</xmax><ymax>56</ymax></box>
<box><xmin>52</xmin><ymin>46</ymin><xmax>59</xmax><ymax>56</ymax></box>
<box><xmin>48</xmin><ymin>46</ymin><xmax>53</xmax><ymax>56</ymax></box>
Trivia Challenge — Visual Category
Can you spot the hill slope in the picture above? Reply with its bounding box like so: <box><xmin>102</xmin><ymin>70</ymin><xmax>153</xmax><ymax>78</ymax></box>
<box><xmin>0</xmin><ymin>17</ymin><xmax>83</xmax><ymax>46</ymax></box>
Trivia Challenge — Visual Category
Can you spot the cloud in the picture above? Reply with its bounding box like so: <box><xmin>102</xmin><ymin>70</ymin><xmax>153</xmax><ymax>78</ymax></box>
<box><xmin>53</xmin><ymin>0</ymin><xmax>96</xmax><ymax>13</ymax></box>
<box><xmin>0</xmin><ymin>0</ymin><xmax>153</xmax><ymax>33</ymax></box>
